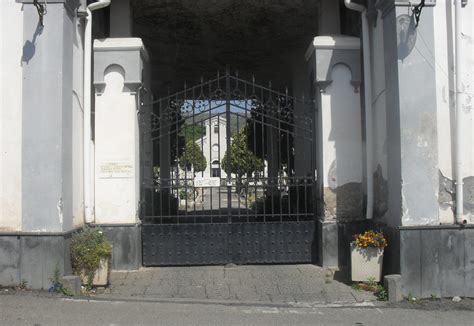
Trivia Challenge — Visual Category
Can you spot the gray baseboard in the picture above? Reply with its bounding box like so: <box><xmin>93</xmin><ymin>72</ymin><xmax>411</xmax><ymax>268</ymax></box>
<box><xmin>0</xmin><ymin>223</ymin><xmax>141</xmax><ymax>289</ymax></box>
<box><xmin>399</xmin><ymin>225</ymin><xmax>474</xmax><ymax>298</ymax></box>
<box><xmin>99</xmin><ymin>224</ymin><xmax>142</xmax><ymax>271</ymax></box>
<box><xmin>317</xmin><ymin>219</ymin><xmax>375</xmax><ymax>268</ymax></box>
<box><xmin>0</xmin><ymin>235</ymin><xmax>71</xmax><ymax>289</ymax></box>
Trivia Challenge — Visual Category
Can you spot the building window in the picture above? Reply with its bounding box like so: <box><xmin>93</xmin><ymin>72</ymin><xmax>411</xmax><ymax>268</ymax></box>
<box><xmin>214</xmin><ymin>124</ymin><xmax>219</xmax><ymax>133</ymax></box>
<box><xmin>212</xmin><ymin>168</ymin><xmax>221</xmax><ymax>177</ymax></box>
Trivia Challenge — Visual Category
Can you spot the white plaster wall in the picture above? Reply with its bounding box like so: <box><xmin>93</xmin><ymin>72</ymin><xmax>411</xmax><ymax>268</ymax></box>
<box><xmin>370</xmin><ymin>12</ymin><xmax>389</xmax><ymax>221</ymax></box>
<box><xmin>321</xmin><ymin>64</ymin><xmax>363</xmax><ymax>189</ymax></box>
<box><xmin>370</xmin><ymin>14</ymin><xmax>388</xmax><ymax>179</ymax></box>
<box><xmin>94</xmin><ymin>66</ymin><xmax>139</xmax><ymax>224</ymax></box>
<box><xmin>0</xmin><ymin>1</ymin><xmax>23</xmax><ymax>231</ymax></box>
<box><xmin>434</xmin><ymin>1</ymin><xmax>474</xmax><ymax>223</ymax></box>
<box><xmin>72</xmin><ymin>12</ymin><xmax>85</xmax><ymax>229</ymax></box>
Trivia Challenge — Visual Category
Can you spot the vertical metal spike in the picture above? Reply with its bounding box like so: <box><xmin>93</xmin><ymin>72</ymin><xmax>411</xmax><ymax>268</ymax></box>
<box><xmin>217</xmin><ymin>70</ymin><xmax>220</xmax><ymax>79</ymax></box>
<box><xmin>285</xmin><ymin>86</ymin><xmax>289</xmax><ymax>96</ymax></box>
<box><xmin>252</xmin><ymin>75</ymin><xmax>255</xmax><ymax>84</ymax></box>
<box><xmin>235</xmin><ymin>69</ymin><xmax>239</xmax><ymax>78</ymax></box>
<box><xmin>269</xmin><ymin>81</ymin><xmax>272</xmax><ymax>89</ymax></box>
<box><xmin>201</xmin><ymin>75</ymin><xmax>204</xmax><ymax>83</ymax></box>
<box><xmin>225</xmin><ymin>65</ymin><xmax>230</xmax><ymax>76</ymax></box>
<box><xmin>184</xmin><ymin>81</ymin><xmax>187</xmax><ymax>90</ymax></box>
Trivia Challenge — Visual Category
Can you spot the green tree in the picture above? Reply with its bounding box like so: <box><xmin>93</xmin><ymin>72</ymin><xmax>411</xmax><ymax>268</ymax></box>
<box><xmin>221</xmin><ymin>127</ymin><xmax>264</xmax><ymax>182</ymax></box>
<box><xmin>179</xmin><ymin>140</ymin><xmax>207</xmax><ymax>173</ymax></box>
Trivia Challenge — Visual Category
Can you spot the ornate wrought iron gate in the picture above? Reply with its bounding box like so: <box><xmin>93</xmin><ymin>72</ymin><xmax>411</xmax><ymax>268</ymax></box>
<box><xmin>140</xmin><ymin>69</ymin><xmax>316</xmax><ymax>266</ymax></box>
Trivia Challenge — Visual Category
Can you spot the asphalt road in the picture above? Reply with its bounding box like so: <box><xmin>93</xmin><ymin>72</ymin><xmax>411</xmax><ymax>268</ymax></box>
<box><xmin>1</xmin><ymin>294</ymin><xmax>474</xmax><ymax>326</ymax></box>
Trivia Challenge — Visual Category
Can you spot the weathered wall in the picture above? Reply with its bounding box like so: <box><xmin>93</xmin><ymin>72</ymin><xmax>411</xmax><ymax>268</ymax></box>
<box><xmin>0</xmin><ymin>0</ymin><xmax>24</xmax><ymax>232</ymax></box>
<box><xmin>307</xmin><ymin>36</ymin><xmax>365</xmax><ymax>267</ymax></box>
<box><xmin>1</xmin><ymin>0</ymin><xmax>85</xmax><ymax>288</ymax></box>
<box><xmin>72</xmin><ymin>2</ymin><xmax>86</xmax><ymax>229</ymax></box>
<box><xmin>372</xmin><ymin>0</ymin><xmax>474</xmax><ymax>296</ymax></box>
<box><xmin>21</xmin><ymin>0</ymin><xmax>83</xmax><ymax>232</ymax></box>
<box><xmin>0</xmin><ymin>235</ymin><xmax>71</xmax><ymax>288</ymax></box>
<box><xmin>434</xmin><ymin>1</ymin><xmax>474</xmax><ymax>224</ymax></box>
<box><xmin>307</xmin><ymin>36</ymin><xmax>363</xmax><ymax>221</ymax></box>
<box><xmin>321</xmin><ymin>64</ymin><xmax>364</xmax><ymax>220</ymax></box>
<box><xmin>400</xmin><ymin>225</ymin><xmax>474</xmax><ymax>298</ymax></box>
<box><xmin>369</xmin><ymin>11</ymin><xmax>390</xmax><ymax>223</ymax></box>
<box><xmin>380</xmin><ymin>4</ymin><xmax>440</xmax><ymax>227</ymax></box>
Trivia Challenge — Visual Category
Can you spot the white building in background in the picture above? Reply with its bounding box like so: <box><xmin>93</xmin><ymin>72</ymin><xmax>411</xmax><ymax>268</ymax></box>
<box><xmin>195</xmin><ymin>115</ymin><xmax>228</xmax><ymax>179</ymax></box>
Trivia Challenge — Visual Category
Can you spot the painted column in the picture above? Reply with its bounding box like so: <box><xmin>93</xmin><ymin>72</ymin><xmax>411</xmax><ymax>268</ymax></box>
<box><xmin>1</xmin><ymin>0</ymin><xmax>24</xmax><ymax>232</ymax></box>
<box><xmin>380</xmin><ymin>1</ymin><xmax>440</xmax><ymax>228</ymax></box>
<box><xmin>93</xmin><ymin>38</ymin><xmax>149</xmax><ymax>270</ymax></box>
<box><xmin>93</xmin><ymin>38</ymin><xmax>149</xmax><ymax>225</ymax></box>
<box><xmin>377</xmin><ymin>0</ymin><xmax>474</xmax><ymax>299</ymax></box>
<box><xmin>0</xmin><ymin>0</ymin><xmax>83</xmax><ymax>289</ymax></box>
<box><xmin>306</xmin><ymin>35</ymin><xmax>362</xmax><ymax>266</ymax></box>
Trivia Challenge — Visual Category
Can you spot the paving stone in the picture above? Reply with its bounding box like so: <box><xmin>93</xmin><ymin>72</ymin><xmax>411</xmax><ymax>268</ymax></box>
<box><xmin>293</xmin><ymin>293</ymin><xmax>326</xmax><ymax>304</ymax></box>
<box><xmin>350</xmin><ymin>289</ymin><xmax>377</xmax><ymax>302</ymax></box>
<box><xmin>176</xmin><ymin>285</ymin><xmax>206</xmax><ymax>299</ymax></box>
<box><xmin>277</xmin><ymin>282</ymin><xmax>303</xmax><ymax>295</ymax></box>
<box><xmin>323</xmin><ymin>292</ymin><xmax>357</xmax><ymax>304</ymax></box>
<box><xmin>269</xmin><ymin>293</ymin><xmax>297</xmax><ymax>303</ymax></box>
<box><xmin>109</xmin><ymin>271</ymin><xmax>129</xmax><ymax>281</ymax></box>
<box><xmin>255</xmin><ymin>282</ymin><xmax>280</xmax><ymax>295</ymax></box>
<box><xmin>103</xmin><ymin>265</ymin><xmax>377</xmax><ymax>304</ymax></box>
<box><xmin>234</xmin><ymin>292</ymin><xmax>271</xmax><ymax>302</ymax></box>
<box><xmin>205</xmin><ymin>284</ymin><xmax>232</xmax><ymax>299</ymax></box>
<box><xmin>145</xmin><ymin>283</ymin><xmax>178</xmax><ymax>296</ymax></box>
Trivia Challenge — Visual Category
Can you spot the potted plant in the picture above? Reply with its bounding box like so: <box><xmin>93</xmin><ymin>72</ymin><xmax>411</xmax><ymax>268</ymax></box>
<box><xmin>351</xmin><ymin>230</ymin><xmax>387</xmax><ymax>282</ymax></box>
<box><xmin>179</xmin><ymin>189</ymin><xmax>189</xmax><ymax>207</ymax></box>
<box><xmin>71</xmin><ymin>226</ymin><xmax>112</xmax><ymax>288</ymax></box>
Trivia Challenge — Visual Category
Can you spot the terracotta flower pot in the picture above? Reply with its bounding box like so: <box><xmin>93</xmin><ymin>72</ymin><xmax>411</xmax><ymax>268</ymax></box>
<box><xmin>351</xmin><ymin>244</ymin><xmax>384</xmax><ymax>282</ymax></box>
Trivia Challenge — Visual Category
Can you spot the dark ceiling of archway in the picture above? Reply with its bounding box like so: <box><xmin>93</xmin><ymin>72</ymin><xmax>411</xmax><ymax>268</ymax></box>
<box><xmin>131</xmin><ymin>0</ymin><xmax>320</xmax><ymax>97</ymax></box>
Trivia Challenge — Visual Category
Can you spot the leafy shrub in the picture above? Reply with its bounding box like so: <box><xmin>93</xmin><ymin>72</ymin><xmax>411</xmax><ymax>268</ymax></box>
<box><xmin>71</xmin><ymin>226</ymin><xmax>112</xmax><ymax>288</ymax></box>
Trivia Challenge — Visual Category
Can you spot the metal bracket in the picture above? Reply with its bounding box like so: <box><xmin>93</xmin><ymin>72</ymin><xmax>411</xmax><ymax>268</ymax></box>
<box><xmin>33</xmin><ymin>0</ymin><xmax>47</xmax><ymax>27</ymax></box>
<box><xmin>76</xmin><ymin>8</ymin><xmax>88</xmax><ymax>18</ymax></box>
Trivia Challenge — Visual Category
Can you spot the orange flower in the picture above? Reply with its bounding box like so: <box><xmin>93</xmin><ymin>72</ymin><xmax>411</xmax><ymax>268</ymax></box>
<box><xmin>352</xmin><ymin>230</ymin><xmax>387</xmax><ymax>249</ymax></box>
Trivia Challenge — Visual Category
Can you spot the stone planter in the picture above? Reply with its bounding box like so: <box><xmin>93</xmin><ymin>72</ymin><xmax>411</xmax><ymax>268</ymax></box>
<box><xmin>351</xmin><ymin>244</ymin><xmax>384</xmax><ymax>282</ymax></box>
<box><xmin>80</xmin><ymin>258</ymin><xmax>109</xmax><ymax>286</ymax></box>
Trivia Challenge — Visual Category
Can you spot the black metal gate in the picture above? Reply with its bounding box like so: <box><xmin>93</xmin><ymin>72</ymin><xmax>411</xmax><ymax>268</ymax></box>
<box><xmin>140</xmin><ymin>69</ymin><xmax>316</xmax><ymax>266</ymax></box>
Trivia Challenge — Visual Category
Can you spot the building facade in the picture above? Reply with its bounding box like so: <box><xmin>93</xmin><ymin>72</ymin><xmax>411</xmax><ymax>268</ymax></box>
<box><xmin>0</xmin><ymin>0</ymin><xmax>473</xmax><ymax>298</ymax></box>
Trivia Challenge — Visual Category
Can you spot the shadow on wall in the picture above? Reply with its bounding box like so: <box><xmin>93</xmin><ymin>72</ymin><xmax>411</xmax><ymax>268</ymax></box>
<box><xmin>22</xmin><ymin>21</ymin><xmax>43</xmax><ymax>65</ymax></box>
<box><xmin>326</xmin><ymin>64</ymin><xmax>363</xmax><ymax>220</ymax></box>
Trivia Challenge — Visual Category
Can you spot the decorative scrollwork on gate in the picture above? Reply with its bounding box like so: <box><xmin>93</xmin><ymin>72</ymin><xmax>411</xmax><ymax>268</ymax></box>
<box><xmin>140</xmin><ymin>69</ymin><xmax>316</xmax><ymax>227</ymax></box>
